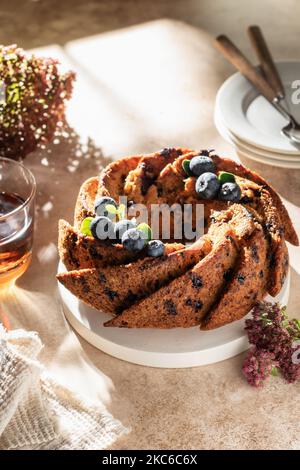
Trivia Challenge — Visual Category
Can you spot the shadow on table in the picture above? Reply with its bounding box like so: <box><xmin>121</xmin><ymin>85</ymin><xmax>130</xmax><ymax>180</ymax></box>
<box><xmin>17</xmin><ymin>123</ymin><xmax>111</xmax><ymax>293</ymax></box>
<box><xmin>15</xmin><ymin>119</ymin><xmax>110</xmax><ymax>300</ymax></box>
<box><xmin>0</xmin><ymin>124</ymin><xmax>116</xmax><ymax>404</ymax></box>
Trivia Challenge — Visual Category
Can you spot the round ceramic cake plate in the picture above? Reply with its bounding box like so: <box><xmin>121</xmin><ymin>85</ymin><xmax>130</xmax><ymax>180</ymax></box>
<box><xmin>214</xmin><ymin>109</ymin><xmax>300</xmax><ymax>169</ymax></box>
<box><xmin>57</xmin><ymin>262</ymin><xmax>290</xmax><ymax>368</ymax></box>
<box><xmin>216</xmin><ymin>60</ymin><xmax>300</xmax><ymax>155</ymax></box>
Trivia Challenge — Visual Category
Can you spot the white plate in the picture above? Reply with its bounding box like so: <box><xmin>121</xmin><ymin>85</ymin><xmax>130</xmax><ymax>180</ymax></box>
<box><xmin>216</xmin><ymin>61</ymin><xmax>300</xmax><ymax>154</ymax></box>
<box><xmin>235</xmin><ymin>147</ymin><xmax>300</xmax><ymax>169</ymax></box>
<box><xmin>215</xmin><ymin>110</ymin><xmax>300</xmax><ymax>169</ymax></box>
<box><xmin>57</xmin><ymin>262</ymin><xmax>290</xmax><ymax>368</ymax></box>
<box><xmin>215</xmin><ymin>107</ymin><xmax>300</xmax><ymax>162</ymax></box>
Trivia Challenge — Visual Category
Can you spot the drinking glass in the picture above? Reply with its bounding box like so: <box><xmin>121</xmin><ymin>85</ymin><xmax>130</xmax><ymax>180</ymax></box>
<box><xmin>0</xmin><ymin>157</ymin><xmax>36</xmax><ymax>287</ymax></box>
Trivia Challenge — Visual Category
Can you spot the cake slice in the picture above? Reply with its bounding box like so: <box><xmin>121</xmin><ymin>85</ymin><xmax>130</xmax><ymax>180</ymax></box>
<box><xmin>74</xmin><ymin>156</ymin><xmax>142</xmax><ymax>229</ymax></box>
<box><xmin>123</xmin><ymin>148</ymin><xmax>189</xmax><ymax>204</ymax></box>
<box><xmin>57</xmin><ymin>236</ymin><xmax>212</xmax><ymax>315</ymax></box>
<box><xmin>98</xmin><ymin>154</ymin><xmax>142</xmax><ymax>201</ymax></box>
<box><xmin>269</xmin><ymin>236</ymin><xmax>289</xmax><ymax>296</ymax></box>
<box><xmin>208</xmin><ymin>204</ymin><xmax>260</xmax><ymax>240</ymax></box>
<box><xmin>209</xmin><ymin>186</ymin><xmax>289</xmax><ymax>296</ymax></box>
<box><xmin>58</xmin><ymin>219</ymin><xmax>185</xmax><ymax>270</ymax></box>
<box><xmin>253</xmin><ymin>187</ymin><xmax>288</xmax><ymax>296</ymax></box>
<box><xmin>105</xmin><ymin>229</ymin><xmax>239</xmax><ymax>328</ymax></box>
<box><xmin>201</xmin><ymin>227</ymin><xmax>268</xmax><ymax>330</ymax></box>
<box><xmin>144</xmin><ymin>150</ymin><xmax>198</xmax><ymax>204</ymax></box>
<box><xmin>213</xmin><ymin>155</ymin><xmax>298</xmax><ymax>246</ymax></box>
<box><xmin>74</xmin><ymin>176</ymin><xmax>98</xmax><ymax>229</ymax></box>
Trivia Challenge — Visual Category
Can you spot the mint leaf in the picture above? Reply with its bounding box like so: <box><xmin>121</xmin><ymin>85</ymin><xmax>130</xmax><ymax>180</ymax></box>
<box><xmin>182</xmin><ymin>159</ymin><xmax>193</xmax><ymax>177</ymax></box>
<box><xmin>80</xmin><ymin>217</ymin><xmax>93</xmax><ymax>236</ymax></box>
<box><xmin>137</xmin><ymin>223</ymin><xmax>152</xmax><ymax>242</ymax></box>
<box><xmin>218</xmin><ymin>171</ymin><xmax>235</xmax><ymax>183</ymax></box>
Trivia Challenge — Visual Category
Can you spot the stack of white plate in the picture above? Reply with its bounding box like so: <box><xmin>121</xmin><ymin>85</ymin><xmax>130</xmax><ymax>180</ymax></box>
<box><xmin>215</xmin><ymin>61</ymin><xmax>300</xmax><ymax>169</ymax></box>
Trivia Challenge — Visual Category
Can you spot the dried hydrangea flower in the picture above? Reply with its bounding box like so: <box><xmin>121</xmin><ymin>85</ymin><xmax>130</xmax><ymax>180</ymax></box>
<box><xmin>0</xmin><ymin>44</ymin><xmax>75</xmax><ymax>160</ymax></box>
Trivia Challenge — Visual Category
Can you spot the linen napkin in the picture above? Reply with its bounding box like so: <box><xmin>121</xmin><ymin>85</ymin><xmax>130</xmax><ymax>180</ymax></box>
<box><xmin>0</xmin><ymin>324</ymin><xmax>128</xmax><ymax>450</ymax></box>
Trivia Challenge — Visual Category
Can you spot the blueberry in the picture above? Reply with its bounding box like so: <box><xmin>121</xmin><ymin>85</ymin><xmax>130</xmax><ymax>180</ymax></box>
<box><xmin>114</xmin><ymin>219</ymin><xmax>136</xmax><ymax>242</ymax></box>
<box><xmin>122</xmin><ymin>228</ymin><xmax>146</xmax><ymax>252</ymax></box>
<box><xmin>195</xmin><ymin>172</ymin><xmax>220</xmax><ymax>199</ymax></box>
<box><xmin>90</xmin><ymin>216</ymin><xmax>115</xmax><ymax>240</ymax></box>
<box><xmin>189</xmin><ymin>156</ymin><xmax>215</xmax><ymax>176</ymax></box>
<box><xmin>94</xmin><ymin>196</ymin><xmax>117</xmax><ymax>219</ymax></box>
<box><xmin>147</xmin><ymin>240</ymin><xmax>165</xmax><ymax>257</ymax></box>
<box><xmin>219</xmin><ymin>182</ymin><xmax>242</xmax><ymax>202</ymax></box>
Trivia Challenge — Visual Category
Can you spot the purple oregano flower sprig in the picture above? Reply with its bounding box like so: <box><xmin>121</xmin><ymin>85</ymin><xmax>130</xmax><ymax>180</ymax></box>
<box><xmin>242</xmin><ymin>301</ymin><xmax>300</xmax><ymax>387</ymax></box>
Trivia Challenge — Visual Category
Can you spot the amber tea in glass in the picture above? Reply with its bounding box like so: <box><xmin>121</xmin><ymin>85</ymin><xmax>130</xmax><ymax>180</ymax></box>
<box><xmin>0</xmin><ymin>158</ymin><xmax>36</xmax><ymax>287</ymax></box>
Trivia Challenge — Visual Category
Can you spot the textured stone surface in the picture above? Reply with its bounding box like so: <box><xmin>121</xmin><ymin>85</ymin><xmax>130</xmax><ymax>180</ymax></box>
<box><xmin>1</xmin><ymin>0</ymin><xmax>299</xmax><ymax>449</ymax></box>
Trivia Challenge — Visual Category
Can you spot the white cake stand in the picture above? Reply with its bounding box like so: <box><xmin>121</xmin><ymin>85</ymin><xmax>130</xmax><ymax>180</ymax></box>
<box><xmin>57</xmin><ymin>262</ymin><xmax>290</xmax><ymax>368</ymax></box>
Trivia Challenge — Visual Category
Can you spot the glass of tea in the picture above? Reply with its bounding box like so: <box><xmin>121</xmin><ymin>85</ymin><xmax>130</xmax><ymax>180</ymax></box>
<box><xmin>0</xmin><ymin>157</ymin><xmax>36</xmax><ymax>287</ymax></box>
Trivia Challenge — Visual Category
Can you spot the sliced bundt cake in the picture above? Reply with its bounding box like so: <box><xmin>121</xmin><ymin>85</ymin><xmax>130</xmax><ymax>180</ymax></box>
<box><xmin>57</xmin><ymin>236</ymin><xmax>212</xmax><ymax>315</ymax></box>
<box><xmin>57</xmin><ymin>148</ymin><xmax>298</xmax><ymax>331</ymax></box>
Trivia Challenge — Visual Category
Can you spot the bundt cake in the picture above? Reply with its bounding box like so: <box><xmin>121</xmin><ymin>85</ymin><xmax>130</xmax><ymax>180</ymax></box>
<box><xmin>57</xmin><ymin>148</ymin><xmax>298</xmax><ymax>330</ymax></box>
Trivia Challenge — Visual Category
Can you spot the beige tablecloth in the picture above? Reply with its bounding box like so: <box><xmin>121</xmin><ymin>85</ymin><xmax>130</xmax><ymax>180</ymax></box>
<box><xmin>1</xmin><ymin>14</ymin><xmax>300</xmax><ymax>449</ymax></box>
